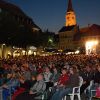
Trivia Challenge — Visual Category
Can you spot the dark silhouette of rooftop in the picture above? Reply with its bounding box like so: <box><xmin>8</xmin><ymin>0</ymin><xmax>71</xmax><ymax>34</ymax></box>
<box><xmin>59</xmin><ymin>25</ymin><xmax>76</xmax><ymax>32</ymax></box>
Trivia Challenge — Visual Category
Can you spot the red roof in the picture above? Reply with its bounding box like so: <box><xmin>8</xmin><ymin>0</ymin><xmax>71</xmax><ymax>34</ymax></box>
<box><xmin>80</xmin><ymin>24</ymin><xmax>100</xmax><ymax>36</ymax></box>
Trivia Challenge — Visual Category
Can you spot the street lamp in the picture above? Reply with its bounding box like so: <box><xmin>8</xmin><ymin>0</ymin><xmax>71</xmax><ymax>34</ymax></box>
<box><xmin>1</xmin><ymin>43</ymin><xmax>6</xmax><ymax>58</ymax></box>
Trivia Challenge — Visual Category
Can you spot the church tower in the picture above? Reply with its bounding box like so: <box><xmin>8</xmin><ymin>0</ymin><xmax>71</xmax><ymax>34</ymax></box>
<box><xmin>65</xmin><ymin>0</ymin><xmax>76</xmax><ymax>26</ymax></box>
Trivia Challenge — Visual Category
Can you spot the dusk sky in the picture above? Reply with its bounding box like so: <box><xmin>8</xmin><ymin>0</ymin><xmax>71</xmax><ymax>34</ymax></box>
<box><xmin>5</xmin><ymin>0</ymin><xmax>100</xmax><ymax>33</ymax></box>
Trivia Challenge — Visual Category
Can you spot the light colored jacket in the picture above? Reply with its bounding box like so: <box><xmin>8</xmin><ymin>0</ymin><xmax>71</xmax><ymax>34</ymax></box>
<box><xmin>44</xmin><ymin>72</ymin><xmax>52</xmax><ymax>82</ymax></box>
<box><xmin>30</xmin><ymin>80</ymin><xmax>46</xmax><ymax>93</ymax></box>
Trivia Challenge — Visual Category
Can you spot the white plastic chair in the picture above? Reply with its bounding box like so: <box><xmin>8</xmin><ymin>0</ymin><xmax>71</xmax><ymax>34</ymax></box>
<box><xmin>79</xmin><ymin>76</ymin><xmax>83</xmax><ymax>87</ymax></box>
<box><xmin>63</xmin><ymin>76</ymin><xmax>83</xmax><ymax>100</ymax></box>
<box><xmin>84</xmin><ymin>80</ymin><xmax>94</xmax><ymax>94</ymax></box>
<box><xmin>68</xmin><ymin>86</ymin><xmax>81</xmax><ymax>100</ymax></box>
<box><xmin>42</xmin><ymin>94</ymin><xmax>45</xmax><ymax>100</ymax></box>
<box><xmin>90</xmin><ymin>90</ymin><xmax>96</xmax><ymax>100</ymax></box>
<box><xmin>87</xmin><ymin>80</ymin><xmax>94</xmax><ymax>91</ymax></box>
<box><xmin>49</xmin><ymin>87</ymin><xmax>52</xmax><ymax>92</ymax></box>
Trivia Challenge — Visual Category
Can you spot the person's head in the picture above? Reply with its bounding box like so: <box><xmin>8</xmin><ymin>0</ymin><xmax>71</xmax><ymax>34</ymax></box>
<box><xmin>12</xmin><ymin>64</ymin><xmax>17</xmax><ymax>70</ymax></box>
<box><xmin>69</xmin><ymin>67</ymin><xmax>78</xmax><ymax>75</ymax></box>
<box><xmin>31</xmin><ymin>75</ymin><xmax>36</xmax><ymax>81</ymax></box>
<box><xmin>38</xmin><ymin>65</ymin><xmax>42</xmax><ymax>68</ymax></box>
<box><xmin>12</xmin><ymin>73</ymin><xmax>16</xmax><ymax>78</ymax></box>
<box><xmin>61</xmin><ymin>68</ymin><xmax>67</xmax><ymax>75</ymax></box>
<box><xmin>45</xmin><ymin>67</ymin><xmax>50</xmax><ymax>73</ymax></box>
<box><xmin>21</xmin><ymin>66</ymin><xmax>25</xmax><ymax>71</ymax></box>
<box><xmin>19</xmin><ymin>76</ymin><xmax>25</xmax><ymax>83</ymax></box>
<box><xmin>92</xmin><ymin>66</ymin><xmax>96</xmax><ymax>71</ymax></box>
<box><xmin>86</xmin><ymin>66</ymin><xmax>91</xmax><ymax>72</ymax></box>
<box><xmin>36</xmin><ymin>74</ymin><xmax>43</xmax><ymax>81</ymax></box>
<box><xmin>53</xmin><ymin>67</ymin><xmax>57</xmax><ymax>73</ymax></box>
<box><xmin>7</xmin><ymin>73</ymin><xmax>12</xmax><ymax>79</ymax></box>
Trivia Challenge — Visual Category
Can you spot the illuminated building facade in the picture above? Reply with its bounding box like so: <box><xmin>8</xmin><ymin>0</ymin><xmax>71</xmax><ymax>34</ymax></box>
<box><xmin>59</xmin><ymin>0</ymin><xmax>79</xmax><ymax>50</ymax></box>
<box><xmin>58</xmin><ymin>0</ymin><xmax>100</xmax><ymax>54</ymax></box>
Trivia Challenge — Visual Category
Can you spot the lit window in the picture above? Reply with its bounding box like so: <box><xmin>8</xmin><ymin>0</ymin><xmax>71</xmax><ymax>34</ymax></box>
<box><xmin>67</xmin><ymin>17</ymin><xmax>69</xmax><ymax>19</ymax></box>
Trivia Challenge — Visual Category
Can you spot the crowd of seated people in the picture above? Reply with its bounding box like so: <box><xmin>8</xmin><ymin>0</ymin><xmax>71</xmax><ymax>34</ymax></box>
<box><xmin>0</xmin><ymin>54</ymin><xmax>99</xmax><ymax>100</ymax></box>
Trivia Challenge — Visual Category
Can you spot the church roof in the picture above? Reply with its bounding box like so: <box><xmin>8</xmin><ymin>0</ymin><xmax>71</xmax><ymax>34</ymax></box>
<box><xmin>67</xmin><ymin>0</ymin><xmax>74</xmax><ymax>12</ymax></box>
<box><xmin>59</xmin><ymin>25</ymin><xmax>76</xmax><ymax>32</ymax></box>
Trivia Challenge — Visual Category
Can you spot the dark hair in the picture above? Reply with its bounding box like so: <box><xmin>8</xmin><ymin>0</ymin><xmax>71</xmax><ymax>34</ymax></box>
<box><xmin>61</xmin><ymin>68</ymin><xmax>67</xmax><ymax>71</ymax></box>
<box><xmin>72</xmin><ymin>67</ymin><xmax>78</xmax><ymax>74</ymax></box>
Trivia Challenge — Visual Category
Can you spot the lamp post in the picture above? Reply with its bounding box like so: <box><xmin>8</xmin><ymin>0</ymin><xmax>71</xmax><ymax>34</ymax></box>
<box><xmin>1</xmin><ymin>44</ymin><xmax>6</xmax><ymax>59</ymax></box>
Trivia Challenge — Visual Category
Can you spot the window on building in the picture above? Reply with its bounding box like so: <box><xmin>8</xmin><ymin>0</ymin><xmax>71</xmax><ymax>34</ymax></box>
<box><xmin>67</xmin><ymin>17</ymin><xmax>69</xmax><ymax>20</ymax></box>
<box><xmin>72</xmin><ymin>17</ymin><xmax>74</xmax><ymax>19</ymax></box>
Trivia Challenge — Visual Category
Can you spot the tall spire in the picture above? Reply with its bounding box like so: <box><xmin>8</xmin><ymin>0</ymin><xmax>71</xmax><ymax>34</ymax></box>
<box><xmin>67</xmin><ymin>0</ymin><xmax>74</xmax><ymax>12</ymax></box>
<box><xmin>65</xmin><ymin>0</ymin><xmax>76</xmax><ymax>26</ymax></box>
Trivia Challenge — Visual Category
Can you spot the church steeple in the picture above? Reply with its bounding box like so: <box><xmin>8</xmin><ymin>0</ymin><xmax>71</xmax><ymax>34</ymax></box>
<box><xmin>67</xmin><ymin>0</ymin><xmax>74</xmax><ymax>12</ymax></box>
<box><xmin>65</xmin><ymin>0</ymin><xmax>76</xmax><ymax>26</ymax></box>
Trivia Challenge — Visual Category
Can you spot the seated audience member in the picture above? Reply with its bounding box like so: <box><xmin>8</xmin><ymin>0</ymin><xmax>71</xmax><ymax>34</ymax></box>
<box><xmin>12</xmin><ymin>75</ymin><xmax>36</xmax><ymax>100</ymax></box>
<box><xmin>51</xmin><ymin>68</ymin><xmax>69</xmax><ymax>95</ymax></box>
<box><xmin>37</xmin><ymin>65</ymin><xmax>43</xmax><ymax>74</ymax></box>
<box><xmin>88</xmin><ymin>65</ymin><xmax>100</xmax><ymax>98</ymax></box>
<box><xmin>80</xmin><ymin>66</ymin><xmax>93</xmax><ymax>94</ymax></box>
<box><xmin>44</xmin><ymin>67</ymin><xmax>53</xmax><ymax>89</ymax></box>
<box><xmin>57</xmin><ymin>68</ymin><xmax>69</xmax><ymax>87</ymax></box>
<box><xmin>51</xmin><ymin>67</ymin><xmax>61</xmax><ymax>84</ymax></box>
<box><xmin>18</xmin><ymin>66</ymin><xmax>31</xmax><ymax>81</ymax></box>
<box><xmin>2</xmin><ymin>73</ymin><xmax>19</xmax><ymax>100</ymax></box>
<box><xmin>15</xmin><ymin>74</ymin><xmax>46</xmax><ymax>100</ymax></box>
<box><xmin>0</xmin><ymin>74</ymin><xmax>6</xmax><ymax>86</ymax></box>
<box><xmin>94</xmin><ymin>65</ymin><xmax>100</xmax><ymax>84</ymax></box>
<box><xmin>51</xmin><ymin>67</ymin><xmax>79</xmax><ymax>100</ymax></box>
<box><xmin>23</xmin><ymin>67</ymin><xmax>31</xmax><ymax>81</ymax></box>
